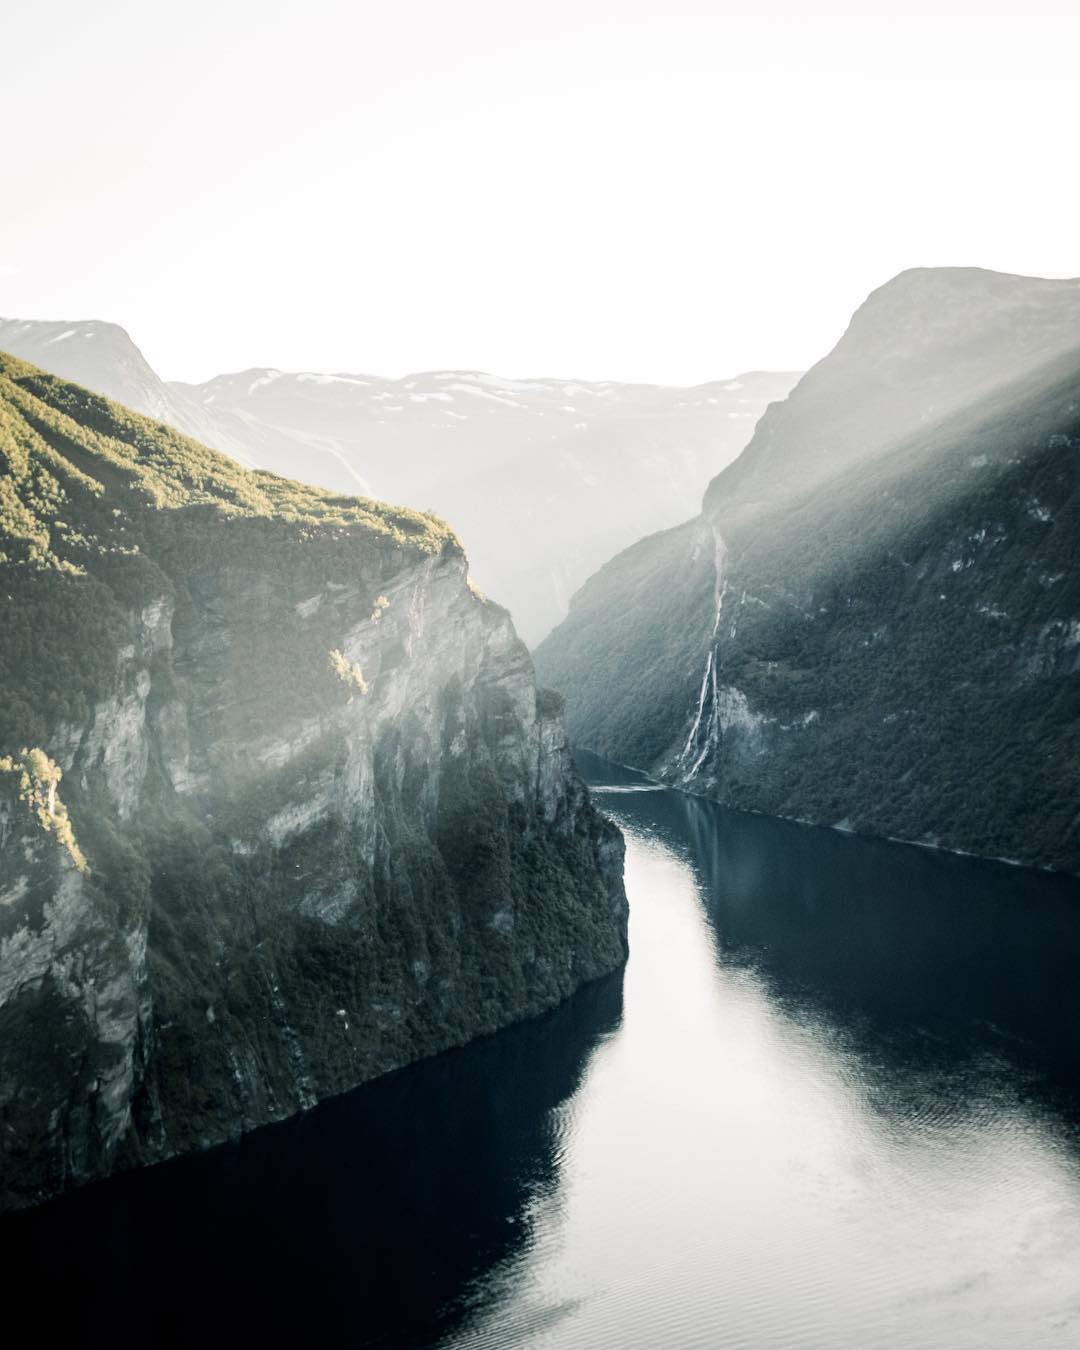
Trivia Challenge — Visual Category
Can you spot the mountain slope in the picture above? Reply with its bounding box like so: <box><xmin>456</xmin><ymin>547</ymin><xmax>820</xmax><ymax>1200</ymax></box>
<box><xmin>0</xmin><ymin>352</ymin><xmax>627</xmax><ymax>1209</ymax></box>
<box><xmin>536</xmin><ymin>268</ymin><xmax>1080</xmax><ymax>873</ymax></box>
<box><xmin>0</xmin><ymin>318</ymin><xmax>244</xmax><ymax>462</ymax></box>
<box><xmin>0</xmin><ymin>318</ymin><xmax>798</xmax><ymax>643</ymax></box>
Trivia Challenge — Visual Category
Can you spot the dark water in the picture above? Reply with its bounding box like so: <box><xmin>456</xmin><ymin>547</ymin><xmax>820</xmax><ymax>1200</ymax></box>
<box><xmin>4</xmin><ymin>754</ymin><xmax>1080</xmax><ymax>1348</ymax></box>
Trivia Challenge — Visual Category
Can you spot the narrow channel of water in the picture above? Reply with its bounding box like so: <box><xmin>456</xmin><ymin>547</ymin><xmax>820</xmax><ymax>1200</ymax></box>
<box><xmin>4</xmin><ymin>753</ymin><xmax>1079</xmax><ymax>1348</ymax></box>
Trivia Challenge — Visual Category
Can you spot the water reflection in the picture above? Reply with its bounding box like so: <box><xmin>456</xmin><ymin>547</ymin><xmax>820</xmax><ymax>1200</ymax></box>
<box><xmin>4</xmin><ymin>755</ymin><xmax>1080</xmax><ymax>1350</ymax></box>
<box><xmin>0</xmin><ymin>968</ymin><xmax>623</xmax><ymax>1349</ymax></box>
<box><xmin>592</xmin><ymin>750</ymin><xmax>1080</xmax><ymax>1116</ymax></box>
<box><xmin>445</xmin><ymin>755</ymin><xmax>1080</xmax><ymax>1349</ymax></box>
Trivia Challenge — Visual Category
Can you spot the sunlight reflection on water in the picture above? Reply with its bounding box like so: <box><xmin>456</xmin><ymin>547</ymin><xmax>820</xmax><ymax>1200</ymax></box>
<box><xmin>5</xmin><ymin>764</ymin><xmax>1080</xmax><ymax>1350</ymax></box>
<box><xmin>445</xmin><ymin>780</ymin><xmax>1080</xmax><ymax>1350</ymax></box>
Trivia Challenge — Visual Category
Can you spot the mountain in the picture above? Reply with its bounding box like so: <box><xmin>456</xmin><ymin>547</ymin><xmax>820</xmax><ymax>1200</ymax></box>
<box><xmin>0</xmin><ymin>318</ymin><xmax>799</xmax><ymax>644</ymax></box>
<box><xmin>178</xmin><ymin>367</ymin><xmax>805</xmax><ymax>642</ymax></box>
<box><xmin>174</xmin><ymin>368</ymin><xmax>802</xmax><ymax>642</ymax></box>
<box><xmin>535</xmin><ymin>268</ymin><xmax>1080</xmax><ymax>874</ymax></box>
<box><xmin>0</xmin><ymin>352</ymin><xmax>627</xmax><ymax>1210</ymax></box>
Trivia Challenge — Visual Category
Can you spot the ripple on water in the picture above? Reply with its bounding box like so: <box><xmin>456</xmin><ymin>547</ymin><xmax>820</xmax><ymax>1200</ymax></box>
<box><xmin>444</xmin><ymin>775</ymin><xmax>1080</xmax><ymax>1350</ymax></box>
<box><xmin>3</xmin><ymin>763</ymin><xmax>1079</xmax><ymax>1350</ymax></box>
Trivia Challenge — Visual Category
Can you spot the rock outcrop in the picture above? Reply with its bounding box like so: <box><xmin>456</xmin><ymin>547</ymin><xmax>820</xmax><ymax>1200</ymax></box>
<box><xmin>0</xmin><ymin>352</ymin><xmax>627</xmax><ymax>1210</ymax></box>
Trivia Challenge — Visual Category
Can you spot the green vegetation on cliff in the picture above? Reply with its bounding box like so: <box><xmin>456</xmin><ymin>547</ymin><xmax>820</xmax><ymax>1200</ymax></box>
<box><xmin>0</xmin><ymin>351</ymin><xmax>459</xmax><ymax>750</ymax></box>
<box><xmin>329</xmin><ymin>648</ymin><xmax>369</xmax><ymax>695</ymax></box>
<box><xmin>0</xmin><ymin>349</ymin><xmax>627</xmax><ymax>1211</ymax></box>
<box><xmin>0</xmin><ymin>748</ymin><xmax>86</xmax><ymax>871</ymax></box>
<box><xmin>0</xmin><ymin>351</ymin><xmax>457</xmax><ymax>570</ymax></box>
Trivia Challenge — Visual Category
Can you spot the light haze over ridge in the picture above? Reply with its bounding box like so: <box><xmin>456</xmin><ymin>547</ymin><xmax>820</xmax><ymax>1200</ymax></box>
<box><xmin>2</xmin><ymin>0</ymin><xmax>1078</xmax><ymax>383</ymax></box>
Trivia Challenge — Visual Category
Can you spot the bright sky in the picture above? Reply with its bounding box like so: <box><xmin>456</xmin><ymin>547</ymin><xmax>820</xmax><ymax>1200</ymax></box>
<box><xmin>2</xmin><ymin>0</ymin><xmax>1078</xmax><ymax>384</ymax></box>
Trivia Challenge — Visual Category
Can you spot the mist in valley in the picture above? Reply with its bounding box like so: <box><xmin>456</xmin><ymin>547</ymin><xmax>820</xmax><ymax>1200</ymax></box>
<box><xmin>3</xmin><ymin>4</ymin><xmax>1080</xmax><ymax>1348</ymax></box>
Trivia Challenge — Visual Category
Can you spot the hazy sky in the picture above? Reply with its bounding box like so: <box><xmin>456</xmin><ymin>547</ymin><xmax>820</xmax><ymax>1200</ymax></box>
<box><xmin>3</xmin><ymin>0</ymin><xmax>1078</xmax><ymax>383</ymax></box>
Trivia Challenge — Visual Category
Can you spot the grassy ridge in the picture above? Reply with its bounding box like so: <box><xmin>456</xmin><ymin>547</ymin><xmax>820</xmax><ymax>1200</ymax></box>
<box><xmin>0</xmin><ymin>350</ymin><xmax>462</xmax><ymax>751</ymax></box>
<box><xmin>0</xmin><ymin>350</ymin><xmax>458</xmax><ymax>573</ymax></box>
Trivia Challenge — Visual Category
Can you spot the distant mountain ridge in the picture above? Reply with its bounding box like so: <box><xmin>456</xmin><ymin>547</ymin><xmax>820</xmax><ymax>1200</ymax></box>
<box><xmin>0</xmin><ymin>315</ymin><xmax>799</xmax><ymax>643</ymax></box>
<box><xmin>535</xmin><ymin>267</ymin><xmax>1080</xmax><ymax>874</ymax></box>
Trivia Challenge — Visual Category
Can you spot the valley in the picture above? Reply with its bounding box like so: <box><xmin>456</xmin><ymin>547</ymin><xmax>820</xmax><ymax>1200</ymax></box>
<box><xmin>0</xmin><ymin>318</ymin><xmax>797</xmax><ymax>644</ymax></box>
<box><xmin>5</xmin><ymin>9</ymin><xmax>1079</xmax><ymax>1347</ymax></box>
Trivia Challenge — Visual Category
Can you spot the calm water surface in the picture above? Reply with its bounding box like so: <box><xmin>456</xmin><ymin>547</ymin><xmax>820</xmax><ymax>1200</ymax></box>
<box><xmin>4</xmin><ymin>752</ymin><xmax>1080</xmax><ymax>1348</ymax></box>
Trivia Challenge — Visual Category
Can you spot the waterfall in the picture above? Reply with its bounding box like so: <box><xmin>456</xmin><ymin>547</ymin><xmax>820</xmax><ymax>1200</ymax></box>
<box><xmin>676</xmin><ymin>526</ymin><xmax>728</xmax><ymax>781</ymax></box>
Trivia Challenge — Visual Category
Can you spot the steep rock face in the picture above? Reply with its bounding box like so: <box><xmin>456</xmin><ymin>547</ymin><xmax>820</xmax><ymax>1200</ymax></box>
<box><xmin>536</xmin><ymin>269</ymin><xmax>1080</xmax><ymax>873</ymax></box>
<box><xmin>0</xmin><ymin>354</ymin><xmax>627</xmax><ymax>1210</ymax></box>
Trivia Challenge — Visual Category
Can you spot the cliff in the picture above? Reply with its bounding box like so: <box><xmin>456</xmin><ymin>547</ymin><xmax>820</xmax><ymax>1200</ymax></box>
<box><xmin>0</xmin><ymin>352</ymin><xmax>627</xmax><ymax>1210</ymax></box>
<box><xmin>536</xmin><ymin>268</ymin><xmax>1080</xmax><ymax>873</ymax></box>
